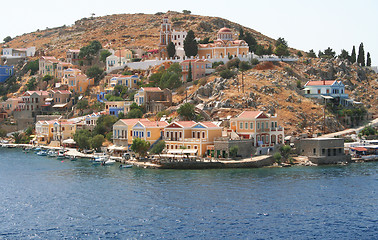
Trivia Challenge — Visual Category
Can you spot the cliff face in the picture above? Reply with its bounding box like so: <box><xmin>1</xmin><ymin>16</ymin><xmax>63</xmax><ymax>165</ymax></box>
<box><xmin>2</xmin><ymin>11</ymin><xmax>278</xmax><ymax>58</ymax></box>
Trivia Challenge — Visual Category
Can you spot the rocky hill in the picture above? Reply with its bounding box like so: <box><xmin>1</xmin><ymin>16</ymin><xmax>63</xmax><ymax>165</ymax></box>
<box><xmin>2</xmin><ymin>11</ymin><xmax>293</xmax><ymax>58</ymax></box>
<box><xmin>1</xmin><ymin>12</ymin><xmax>377</xmax><ymax>136</ymax></box>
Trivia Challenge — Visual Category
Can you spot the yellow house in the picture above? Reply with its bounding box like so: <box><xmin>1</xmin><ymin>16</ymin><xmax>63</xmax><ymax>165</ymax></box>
<box><xmin>230</xmin><ymin>111</ymin><xmax>284</xmax><ymax>147</ymax></box>
<box><xmin>132</xmin><ymin>119</ymin><xmax>168</xmax><ymax>145</ymax></box>
<box><xmin>35</xmin><ymin>120</ymin><xmax>57</xmax><ymax>145</ymax></box>
<box><xmin>52</xmin><ymin>120</ymin><xmax>77</xmax><ymax>143</ymax></box>
<box><xmin>164</xmin><ymin>121</ymin><xmax>222</xmax><ymax>156</ymax></box>
<box><xmin>113</xmin><ymin>118</ymin><xmax>143</xmax><ymax>147</ymax></box>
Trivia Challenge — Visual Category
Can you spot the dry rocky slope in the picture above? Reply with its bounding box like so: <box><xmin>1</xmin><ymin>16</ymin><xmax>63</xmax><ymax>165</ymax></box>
<box><xmin>2</xmin><ymin>12</ymin><xmax>377</xmax><ymax>136</ymax></box>
<box><xmin>2</xmin><ymin>11</ymin><xmax>291</xmax><ymax>57</ymax></box>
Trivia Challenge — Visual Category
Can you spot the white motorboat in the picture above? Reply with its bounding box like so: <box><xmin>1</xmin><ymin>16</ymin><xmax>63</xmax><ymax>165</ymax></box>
<box><xmin>101</xmin><ymin>159</ymin><xmax>116</xmax><ymax>166</ymax></box>
<box><xmin>48</xmin><ymin>150</ymin><xmax>58</xmax><ymax>157</ymax></box>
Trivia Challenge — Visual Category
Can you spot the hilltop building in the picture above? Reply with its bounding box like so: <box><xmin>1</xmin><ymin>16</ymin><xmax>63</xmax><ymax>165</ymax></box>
<box><xmin>158</xmin><ymin>17</ymin><xmax>187</xmax><ymax>59</ymax></box>
<box><xmin>197</xmin><ymin>28</ymin><xmax>249</xmax><ymax>59</ymax></box>
<box><xmin>180</xmin><ymin>59</ymin><xmax>213</xmax><ymax>81</ymax></box>
<box><xmin>106</xmin><ymin>49</ymin><xmax>133</xmax><ymax>71</ymax></box>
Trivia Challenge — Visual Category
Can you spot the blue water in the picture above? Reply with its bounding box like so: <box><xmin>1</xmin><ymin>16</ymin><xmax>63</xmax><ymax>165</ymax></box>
<box><xmin>0</xmin><ymin>148</ymin><xmax>377</xmax><ymax>239</ymax></box>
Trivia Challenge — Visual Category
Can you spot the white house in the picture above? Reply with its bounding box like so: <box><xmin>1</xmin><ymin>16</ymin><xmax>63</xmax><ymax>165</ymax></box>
<box><xmin>303</xmin><ymin>80</ymin><xmax>349</xmax><ymax>104</ymax></box>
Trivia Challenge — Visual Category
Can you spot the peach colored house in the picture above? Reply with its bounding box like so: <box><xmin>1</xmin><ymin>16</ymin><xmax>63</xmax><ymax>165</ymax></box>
<box><xmin>164</xmin><ymin>121</ymin><xmax>222</xmax><ymax>156</ymax></box>
<box><xmin>132</xmin><ymin>119</ymin><xmax>168</xmax><ymax>145</ymax></box>
<box><xmin>230</xmin><ymin>111</ymin><xmax>284</xmax><ymax>147</ymax></box>
<box><xmin>61</xmin><ymin>68</ymin><xmax>94</xmax><ymax>94</ymax></box>
<box><xmin>180</xmin><ymin>59</ymin><xmax>212</xmax><ymax>81</ymax></box>
<box><xmin>198</xmin><ymin>28</ymin><xmax>249</xmax><ymax>59</ymax></box>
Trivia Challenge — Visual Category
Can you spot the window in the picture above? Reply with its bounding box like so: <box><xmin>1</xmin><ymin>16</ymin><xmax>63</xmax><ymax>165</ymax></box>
<box><xmin>313</xmin><ymin>148</ymin><xmax>316</xmax><ymax>155</ymax></box>
<box><xmin>147</xmin><ymin>131</ymin><xmax>151</xmax><ymax>138</ymax></box>
<box><xmin>179</xmin><ymin>132</ymin><xmax>182</xmax><ymax>138</ymax></box>
<box><xmin>250</xmin><ymin>122</ymin><xmax>253</xmax><ymax>129</ymax></box>
<box><xmin>318</xmin><ymin>89</ymin><xmax>321</xmax><ymax>94</ymax></box>
<box><xmin>240</xmin><ymin>122</ymin><xmax>243</xmax><ymax>129</ymax></box>
<box><xmin>192</xmin><ymin>132</ymin><xmax>195</xmax><ymax>138</ymax></box>
<box><xmin>322</xmin><ymin>149</ymin><xmax>325</xmax><ymax>155</ymax></box>
<box><xmin>202</xmin><ymin>132</ymin><xmax>205</xmax><ymax>138</ymax></box>
<box><xmin>257</xmin><ymin>122</ymin><xmax>260</xmax><ymax>129</ymax></box>
<box><xmin>266</xmin><ymin>136</ymin><xmax>269</xmax><ymax>143</ymax></box>
<box><xmin>245</xmin><ymin>122</ymin><xmax>248</xmax><ymax>129</ymax></box>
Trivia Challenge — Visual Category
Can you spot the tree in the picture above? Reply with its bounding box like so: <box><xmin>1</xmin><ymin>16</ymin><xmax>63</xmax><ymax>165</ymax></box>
<box><xmin>339</xmin><ymin>49</ymin><xmax>350</xmax><ymax>60</ymax></box>
<box><xmin>357</xmin><ymin>42</ymin><xmax>365</xmax><ymax>66</ymax></box>
<box><xmin>274</xmin><ymin>152</ymin><xmax>282</xmax><ymax>164</ymax></box>
<box><xmin>187</xmin><ymin>63</ymin><xmax>193</xmax><ymax>82</ymax></box>
<box><xmin>244</xmin><ymin>32</ymin><xmax>257</xmax><ymax>53</ymax></box>
<box><xmin>3</xmin><ymin>36</ymin><xmax>12</xmax><ymax>43</ymax></box>
<box><xmin>229</xmin><ymin>146</ymin><xmax>238</xmax><ymax>158</ymax></box>
<box><xmin>91</xmin><ymin>134</ymin><xmax>105</xmax><ymax>151</ymax></box>
<box><xmin>274</xmin><ymin>44</ymin><xmax>289</xmax><ymax>57</ymax></box>
<box><xmin>131</xmin><ymin>138</ymin><xmax>150</xmax><ymax>158</ymax></box>
<box><xmin>366</xmin><ymin>52</ymin><xmax>371</xmax><ymax>67</ymax></box>
<box><xmin>74</xmin><ymin>129</ymin><xmax>92</xmax><ymax>150</ymax></box>
<box><xmin>167</xmin><ymin>42</ymin><xmax>176</xmax><ymax>59</ymax></box>
<box><xmin>12</xmin><ymin>132</ymin><xmax>23</xmax><ymax>144</ymax></box>
<box><xmin>76</xmin><ymin>99</ymin><xmax>89</xmax><ymax>111</ymax></box>
<box><xmin>78</xmin><ymin>40</ymin><xmax>102</xmax><ymax>61</ymax></box>
<box><xmin>323</xmin><ymin>47</ymin><xmax>335</xmax><ymax>58</ymax></box>
<box><xmin>297</xmin><ymin>51</ymin><xmax>303</xmax><ymax>57</ymax></box>
<box><xmin>94</xmin><ymin>115</ymin><xmax>118</xmax><ymax>137</ymax></box>
<box><xmin>100</xmin><ymin>50</ymin><xmax>112</xmax><ymax>63</ymax></box>
<box><xmin>86</xmin><ymin>66</ymin><xmax>103</xmax><ymax>82</ymax></box>
<box><xmin>42</xmin><ymin>75</ymin><xmax>53</xmax><ymax>82</ymax></box>
<box><xmin>220</xmin><ymin>69</ymin><xmax>236</xmax><ymax>79</ymax></box>
<box><xmin>178</xmin><ymin>103</ymin><xmax>195</xmax><ymax>120</ymax></box>
<box><xmin>307</xmin><ymin>49</ymin><xmax>317</xmax><ymax>58</ymax></box>
<box><xmin>239</xmin><ymin>61</ymin><xmax>252</xmax><ymax>72</ymax></box>
<box><xmin>127</xmin><ymin>108</ymin><xmax>143</xmax><ymax>118</ymax></box>
<box><xmin>26</xmin><ymin>77</ymin><xmax>37</xmax><ymax>91</ymax></box>
<box><xmin>238</xmin><ymin>28</ymin><xmax>245</xmax><ymax>40</ymax></box>
<box><xmin>359</xmin><ymin>126</ymin><xmax>376</xmax><ymax>137</ymax></box>
<box><xmin>150</xmin><ymin>140</ymin><xmax>165</xmax><ymax>156</ymax></box>
<box><xmin>255</xmin><ymin>45</ymin><xmax>265</xmax><ymax>56</ymax></box>
<box><xmin>25</xmin><ymin>126</ymin><xmax>33</xmax><ymax>136</ymax></box>
<box><xmin>25</xmin><ymin>60</ymin><xmax>39</xmax><ymax>75</ymax></box>
<box><xmin>118</xmin><ymin>112</ymin><xmax>125</xmax><ymax>119</ymax></box>
<box><xmin>351</xmin><ymin>46</ymin><xmax>356</xmax><ymax>63</ymax></box>
<box><xmin>275</xmin><ymin>37</ymin><xmax>288</xmax><ymax>47</ymax></box>
<box><xmin>182</xmin><ymin>10</ymin><xmax>191</xmax><ymax>14</ymax></box>
<box><xmin>279</xmin><ymin>145</ymin><xmax>292</xmax><ymax>162</ymax></box>
<box><xmin>184</xmin><ymin>30</ymin><xmax>198</xmax><ymax>57</ymax></box>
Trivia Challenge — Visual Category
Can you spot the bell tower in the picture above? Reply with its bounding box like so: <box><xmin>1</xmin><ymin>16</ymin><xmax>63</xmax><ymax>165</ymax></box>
<box><xmin>159</xmin><ymin>17</ymin><xmax>172</xmax><ymax>58</ymax></box>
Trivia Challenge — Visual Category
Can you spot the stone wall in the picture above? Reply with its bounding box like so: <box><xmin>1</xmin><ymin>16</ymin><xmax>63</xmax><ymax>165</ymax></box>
<box><xmin>214</xmin><ymin>138</ymin><xmax>256</xmax><ymax>158</ymax></box>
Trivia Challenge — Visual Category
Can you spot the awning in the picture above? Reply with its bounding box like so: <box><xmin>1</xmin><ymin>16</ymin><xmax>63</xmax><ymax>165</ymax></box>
<box><xmin>45</xmin><ymin>98</ymin><xmax>54</xmax><ymax>102</ymax></box>
<box><xmin>350</xmin><ymin>147</ymin><xmax>367</xmax><ymax>151</ymax></box>
<box><xmin>62</xmin><ymin>139</ymin><xmax>76</xmax><ymax>144</ymax></box>
<box><xmin>321</xmin><ymin>95</ymin><xmax>334</xmax><ymax>99</ymax></box>
<box><xmin>53</xmin><ymin>103</ymin><xmax>68</xmax><ymax>108</ymax></box>
<box><xmin>108</xmin><ymin>145</ymin><xmax>128</xmax><ymax>151</ymax></box>
<box><xmin>167</xmin><ymin>149</ymin><xmax>198</xmax><ymax>154</ymax></box>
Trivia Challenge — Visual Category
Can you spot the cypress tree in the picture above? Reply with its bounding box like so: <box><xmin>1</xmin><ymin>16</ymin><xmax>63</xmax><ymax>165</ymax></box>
<box><xmin>187</xmin><ymin>62</ymin><xmax>193</xmax><ymax>82</ymax></box>
<box><xmin>243</xmin><ymin>32</ymin><xmax>257</xmax><ymax>53</ymax></box>
<box><xmin>167</xmin><ymin>41</ymin><xmax>176</xmax><ymax>59</ymax></box>
<box><xmin>350</xmin><ymin>46</ymin><xmax>356</xmax><ymax>63</ymax></box>
<box><xmin>184</xmin><ymin>30</ymin><xmax>198</xmax><ymax>57</ymax></box>
<box><xmin>238</xmin><ymin>28</ymin><xmax>244</xmax><ymax>40</ymax></box>
<box><xmin>366</xmin><ymin>52</ymin><xmax>371</xmax><ymax>66</ymax></box>
<box><xmin>357</xmin><ymin>43</ymin><xmax>365</xmax><ymax>66</ymax></box>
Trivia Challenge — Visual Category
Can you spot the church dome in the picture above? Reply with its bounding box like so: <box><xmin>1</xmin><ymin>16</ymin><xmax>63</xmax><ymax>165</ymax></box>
<box><xmin>218</xmin><ymin>27</ymin><xmax>232</xmax><ymax>34</ymax></box>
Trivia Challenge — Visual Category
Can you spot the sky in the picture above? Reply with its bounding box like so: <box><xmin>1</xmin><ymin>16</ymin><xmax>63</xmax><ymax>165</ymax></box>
<box><xmin>2</xmin><ymin>0</ymin><xmax>378</xmax><ymax>65</ymax></box>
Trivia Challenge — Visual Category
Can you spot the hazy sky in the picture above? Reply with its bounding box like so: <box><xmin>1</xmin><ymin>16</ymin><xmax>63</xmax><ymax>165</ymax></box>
<box><xmin>2</xmin><ymin>0</ymin><xmax>378</xmax><ymax>65</ymax></box>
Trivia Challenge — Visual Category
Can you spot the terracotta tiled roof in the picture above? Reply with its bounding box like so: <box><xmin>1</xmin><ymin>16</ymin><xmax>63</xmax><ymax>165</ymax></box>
<box><xmin>236</xmin><ymin>111</ymin><xmax>263</xmax><ymax>119</ymax></box>
<box><xmin>168</xmin><ymin>121</ymin><xmax>196</xmax><ymax>128</ymax></box>
<box><xmin>141</xmin><ymin>87</ymin><xmax>162</xmax><ymax>91</ymax></box>
<box><xmin>139</xmin><ymin>120</ymin><xmax>168</xmax><ymax>127</ymax></box>
<box><xmin>200</xmin><ymin>122</ymin><xmax>220</xmax><ymax>128</ymax></box>
<box><xmin>304</xmin><ymin>80</ymin><xmax>336</xmax><ymax>86</ymax></box>
<box><xmin>120</xmin><ymin>118</ymin><xmax>145</xmax><ymax>125</ymax></box>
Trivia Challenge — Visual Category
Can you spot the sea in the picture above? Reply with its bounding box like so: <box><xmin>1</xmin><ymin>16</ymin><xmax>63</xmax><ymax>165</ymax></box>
<box><xmin>0</xmin><ymin>148</ymin><xmax>377</xmax><ymax>239</ymax></box>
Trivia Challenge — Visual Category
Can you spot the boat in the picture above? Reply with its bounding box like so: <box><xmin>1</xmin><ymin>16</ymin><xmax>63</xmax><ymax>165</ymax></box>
<box><xmin>119</xmin><ymin>164</ymin><xmax>132</xmax><ymax>168</ymax></box>
<box><xmin>23</xmin><ymin>147</ymin><xmax>33</xmax><ymax>153</ymax></box>
<box><xmin>47</xmin><ymin>150</ymin><xmax>58</xmax><ymax>157</ymax></box>
<box><xmin>37</xmin><ymin>150</ymin><xmax>48</xmax><ymax>156</ymax></box>
<box><xmin>34</xmin><ymin>147</ymin><xmax>42</xmax><ymax>153</ymax></box>
<box><xmin>92</xmin><ymin>153</ymin><xmax>109</xmax><ymax>162</ymax></box>
<box><xmin>57</xmin><ymin>150</ymin><xmax>66</xmax><ymax>159</ymax></box>
<box><xmin>101</xmin><ymin>159</ymin><xmax>116</xmax><ymax>166</ymax></box>
<box><xmin>69</xmin><ymin>155</ymin><xmax>77</xmax><ymax>161</ymax></box>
